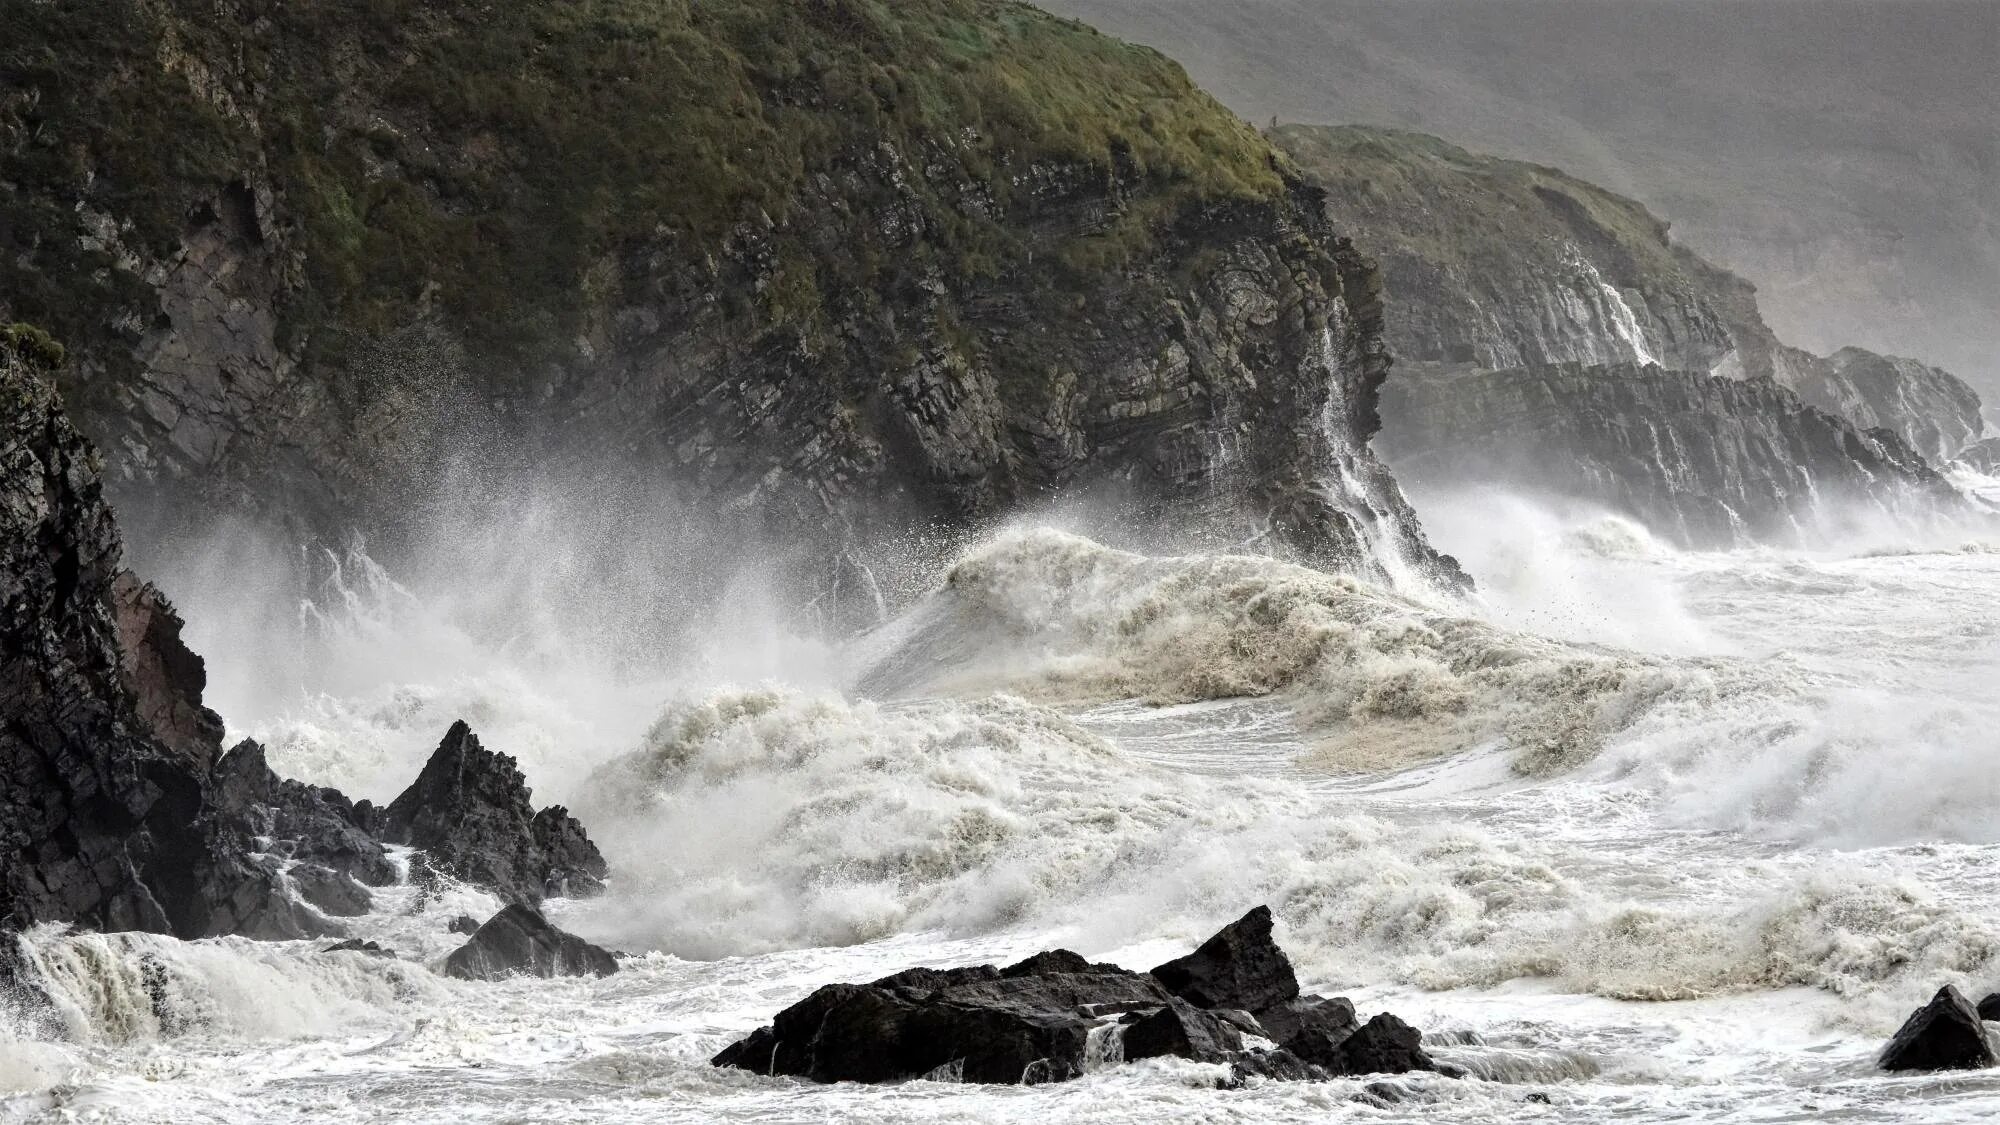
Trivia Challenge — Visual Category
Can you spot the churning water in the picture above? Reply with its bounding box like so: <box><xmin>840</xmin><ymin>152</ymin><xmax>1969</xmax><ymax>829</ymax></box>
<box><xmin>7</xmin><ymin>483</ymin><xmax>2000</xmax><ymax>1123</ymax></box>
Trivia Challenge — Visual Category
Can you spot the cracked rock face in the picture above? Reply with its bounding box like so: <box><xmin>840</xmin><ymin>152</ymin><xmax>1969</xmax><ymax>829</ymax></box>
<box><xmin>380</xmin><ymin>720</ymin><xmax>608</xmax><ymax>906</ymax></box>
<box><xmin>1380</xmin><ymin>362</ymin><xmax>1971</xmax><ymax>549</ymax></box>
<box><xmin>0</xmin><ymin>344</ymin><xmax>279</xmax><ymax>936</ymax></box>
<box><xmin>1278</xmin><ymin>124</ymin><xmax>1989</xmax><ymax>513</ymax></box>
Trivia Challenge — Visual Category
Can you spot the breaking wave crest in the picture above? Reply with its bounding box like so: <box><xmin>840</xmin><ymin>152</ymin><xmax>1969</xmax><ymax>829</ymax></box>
<box><xmin>855</xmin><ymin>528</ymin><xmax>1738</xmax><ymax>774</ymax></box>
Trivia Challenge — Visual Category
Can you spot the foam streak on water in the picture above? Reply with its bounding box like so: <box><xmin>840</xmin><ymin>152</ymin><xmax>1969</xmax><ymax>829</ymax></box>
<box><xmin>7</xmin><ymin>508</ymin><xmax>2000</xmax><ymax>1123</ymax></box>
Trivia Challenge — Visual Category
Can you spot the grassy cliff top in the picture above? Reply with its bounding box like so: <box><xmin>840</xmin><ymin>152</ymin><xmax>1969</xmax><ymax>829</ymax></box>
<box><xmin>1269</xmin><ymin>123</ymin><xmax>1691</xmax><ymax>287</ymax></box>
<box><xmin>2</xmin><ymin>0</ymin><xmax>1290</xmax><ymax>369</ymax></box>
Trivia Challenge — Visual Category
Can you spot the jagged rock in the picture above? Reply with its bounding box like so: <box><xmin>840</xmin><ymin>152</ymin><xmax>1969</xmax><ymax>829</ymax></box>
<box><xmin>447</xmin><ymin>914</ymin><xmax>481</xmax><ymax>936</ymax></box>
<box><xmin>209</xmin><ymin>740</ymin><xmax>397</xmax><ymax>891</ymax></box>
<box><xmin>442</xmin><ymin>904</ymin><xmax>619</xmax><ymax>982</ymax></box>
<box><xmin>1879</xmin><ymin>986</ymin><xmax>1998</xmax><ymax>1072</ymax></box>
<box><xmin>109</xmin><ymin>572</ymin><xmax>225</xmax><ymax>766</ymax></box>
<box><xmin>381</xmin><ymin>721</ymin><xmax>607</xmax><ymax>904</ymax></box>
<box><xmin>713</xmin><ymin>953</ymin><xmax>1171</xmax><ymax>1084</ymax></box>
<box><xmin>321</xmin><ymin>939</ymin><xmax>393</xmax><ymax>957</ymax></box>
<box><xmin>1121</xmin><ymin>996</ymin><xmax>1244</xmax><ymax>1063</ymax></box>
<box><xmin>0</xmin><ymin>344</ymin><xmax>290</xmax><ymax>937</ymax></box>
<box><xmin>1284</xmin><ymin>1012</ymin><xmax>1436</xmax><ymax>1076</ymax></box>
<box><xmin>1151</xmin><ymin>906</ymin><xmax>1300</xmax><ymax>1013</ymax></box>
<box><xmin>1254</xmin><ymin>994</ymin><xmax>1359</xmax><ymax>1044</ymax></box>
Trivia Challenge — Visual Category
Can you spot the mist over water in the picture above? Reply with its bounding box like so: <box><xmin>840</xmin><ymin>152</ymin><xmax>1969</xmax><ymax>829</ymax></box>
<box><xmin>10</xmin><ymin>479</ymin><xmax>2000</xmax><ymax>1122</ymax></box>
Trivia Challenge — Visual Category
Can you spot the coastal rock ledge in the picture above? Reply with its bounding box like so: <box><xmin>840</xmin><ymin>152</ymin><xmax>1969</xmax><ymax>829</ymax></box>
<box><xmin>712</xmin><ymin>905</ymin><xmax>1442</xmax><ymax>1087</ymax></box>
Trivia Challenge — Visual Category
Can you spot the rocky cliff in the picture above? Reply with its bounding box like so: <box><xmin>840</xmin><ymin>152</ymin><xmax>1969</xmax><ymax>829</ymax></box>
<box><xmin>0</xmin><ymin>334</ymin><xmax>608</xmax><ymax>938</ymax></box>
<box><xmin>1270</xmin><ymin>124</ymin><xmax>1986</xmax><ymax>542</ymax></box>
<box><xmin>1273</xmin><ymin>125</ymin><xmax>1989</xmax><ymax>468</ymax></box>
<box><xmin>1379</xmin><ymin>362</ymin><xmax>1965</xmax><ymax>549</ymax></box>
<box><xmin>1</xmin><ymin>0</ymin><xmax>1456</xmax><ymax>594</ymax></box>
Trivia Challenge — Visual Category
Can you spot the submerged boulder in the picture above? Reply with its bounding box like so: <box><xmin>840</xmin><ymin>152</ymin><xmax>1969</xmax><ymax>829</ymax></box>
<box><xmin>1880</xmin><ymin>986</ymin><xmax>1997</xmax><ymax>1072</ymax></box>
<box><xmin>1150</xmin><ymin>905</ymin><xmax>1300</xmax><ymax>1012</ymax></box>
<box><xmin>442</xmin><ymin>904</ymin><xmax>619</xmax><ymax>981</ymax></box>
<box><xmin>381</xmin><ymin>721</ymin><xmax>608</xmax><ymax>904</ymax></box>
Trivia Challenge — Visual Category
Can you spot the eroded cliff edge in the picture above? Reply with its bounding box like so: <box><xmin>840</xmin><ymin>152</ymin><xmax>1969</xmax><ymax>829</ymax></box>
<box><xmin>1</xmin><ymin>1</ymin><xmax>1458</xmax><ymax>594</ymax></box>
<box><xmin>1274</xmin><ymin>124</ymin><xmax>1989</xmax><ymax>543</ymax></box>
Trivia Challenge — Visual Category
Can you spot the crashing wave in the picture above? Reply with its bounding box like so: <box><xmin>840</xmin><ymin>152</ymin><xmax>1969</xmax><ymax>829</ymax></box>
<box><xmin>854</xmin><ymin>528</ymin><xmax>1738</xmax><ymax>774</ymax></box>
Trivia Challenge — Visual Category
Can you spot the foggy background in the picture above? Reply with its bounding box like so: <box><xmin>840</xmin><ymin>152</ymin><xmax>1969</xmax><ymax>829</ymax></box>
<box><xmin>1037</xmin><ymin>0</ymin><xmax>1999</xmax><ymax>402</ymax></box>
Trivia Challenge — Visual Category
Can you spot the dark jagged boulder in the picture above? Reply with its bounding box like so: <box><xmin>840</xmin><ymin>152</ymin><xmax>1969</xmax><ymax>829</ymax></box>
<box><xmin>442</xmin><ymin>904</ymin><xmax>618</xmax><ymax>982</ymax></box>
<box><xmin>1254</xmin><ymin>994</ymin><xmax>1359</xmax><ymax>1044</ymax></box>
<box><xmin>1151</xmin><ymin>906</ymin><xmax>1300</xmax><ymax>1013</ymax></box>
<box><xmin>713</xmin><ymin>912</ymin><xmax>1451</xmax><ymax>1087</ymax></box>
<box><xmin>1879</xmin><ymin>986</ymin><xmax>1998</xmax><ymax>1072</ymax></box>
<box><xmin>209</xmin><ymin>740</ymin><xmax>397</xmax><ymax>891</ymax></box>
<box><xmin>381</xmin><ymin>721</ymin><xmax>608</xmax><ymax>904</ymax></box>
<box><xmin>714</xmin><ymin>954</ymin><xmax>1172</xmax><ymax>1084</ymax></box>
<box><xmin>1121</xmin><ymin>996</ymin><xmax>1244</xmax><ymax>1063</ymax></box>
<box><xmin>447</xmin><ymin>914</ymin><xmax>482</xmax><ymax>936</ymax></box>
<box><xmin>1286</xmin><ymin>1012</ymin><xmax>1436</xmax><ymax>1076</ymax></box>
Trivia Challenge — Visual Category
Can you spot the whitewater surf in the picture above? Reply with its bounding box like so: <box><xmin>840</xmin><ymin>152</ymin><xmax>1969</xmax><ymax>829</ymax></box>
<box><xmin>8</xmin><ymin>498</ymin><xmax>2000</xmax><ymax>1123</ymax></box>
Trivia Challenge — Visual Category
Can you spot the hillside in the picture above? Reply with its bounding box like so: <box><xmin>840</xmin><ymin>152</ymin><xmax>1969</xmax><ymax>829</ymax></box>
<box><xmin>0</xmin><ymin>0</ymin><xmax>1455</xmax><ymax>595</ymax></box>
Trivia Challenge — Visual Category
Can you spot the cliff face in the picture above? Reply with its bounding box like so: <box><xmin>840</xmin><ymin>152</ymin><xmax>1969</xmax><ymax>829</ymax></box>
<box><xmin>0</xmin><ymin>0</ymin><xmax>1453</xmax><ymax>591</ymax></box>
<box><xmin>1379</xmin><ymin>363</ymin><xmax>1966</xmax><ymax>549</ymax></box>
<box><xmin>1273</xmin><ymin>125</ymin><xmax>1989</xmax><ymax>469</ymax></box>
<box><xmin>0</xmin><ymin>335</ymin><xmax>613</xmax><ymax>939</ymax></box>
<box><xmin>0</xmin><ymin>335</ymin><xmax>274</xmax><ymax>936</ymax></box>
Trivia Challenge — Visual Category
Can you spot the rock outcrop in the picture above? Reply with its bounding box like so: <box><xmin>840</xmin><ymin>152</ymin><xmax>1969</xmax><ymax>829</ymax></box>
<box><xmin>1879</xmin><ymin>985</ymin><xmax>1997</xmax><ymax>1072</ymax></box>
<box><xmin>1</xmin><ymin>336</ymin><xmax>611</xmax><ymax>940</ymax></box>
<box><xmin>714</xmin><ymin>905</ymin><xmax>1435</xmax><ymax>1087</ymax></box>
<box><xmin>3</xmin><ymin>1</ymin><xmax>1458</xmax><ymax>598</ymax></box>
<box><xmin>379</xmin><ymin>721</ymin><xmax>608</xmax><ymax>905</ymax></box>
<box><xmin>0</xmin><ymin>335</ymin><xmax>285</xmax><ymax>936</ymax></box>
<box><xmin>441</xmin><ymin>904</ymin><xmax>619</xmax><ymax>982</ymax></box>
<box><xmin>1381</xmin><ymin>362</ymin><xmax>1968</xmax><ymax>549</ymax></box>
<box><xmin>1794</xmin><ymin>347</ymin><xmax>1989</xmax><ymax>466</ymax></box>
<box><xmin>1151</xmin><ymin>904</ymin><xmax>1298</xmax><ymax>1012</ymax></box>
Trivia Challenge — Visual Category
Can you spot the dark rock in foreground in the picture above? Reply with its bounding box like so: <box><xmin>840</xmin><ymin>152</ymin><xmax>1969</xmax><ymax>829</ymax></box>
<box><xmin>442</xmin><ymin>904</ymin><xmax>619</xmax><ymax>981</ymax></box>
<box><xmin>714</xmin><ymin>906</ymin><xmax>1445</xmax><ymax>1087</ymax></box>
<box><xmin>1880</xmin><ymin>986</ymin><xmax>1997</xmax><ymax>1072</ymax></box>
<box><xmin>382</xmin><ymin>721</ymin><xmax>608</xmax><ymax>905</ymax></box>
<box><xmin>1151</xmin><ymin>905</ymin><xmax>1299</xmax><ymax>1013</ymax></box>
<box><xmin>1287</xmin><ymin>1012</ymin><xmax>1435</xmax><ymax>1076</ymax></box>
<box><xmin>1121</xmin><ymin>997</ymin><xmax>1244</xmax><ymax>1063</ymax></box>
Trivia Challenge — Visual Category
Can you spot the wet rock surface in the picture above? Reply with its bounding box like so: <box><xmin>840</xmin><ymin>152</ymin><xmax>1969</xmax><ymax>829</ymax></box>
<box><xmin>1381</xmin><ymin>362</ymin><xmax>1975</xmax><ymax>549</ymax></box>
<box><xmin>1151</xmin><ymin>904</ymin><xmax>1299</xmax><ymax>1012</ymax></box>
<box><xmin>380</xmin><ymin>721</ymin><xmax>608</xmax><ymax>905</ymax></box>
<box><xmin>442</xmin><ymin>904</ymin><xmax>619</xmax><ymax>982</ymax></box>
<box><xmin>1879</xmin><ymin>986</ymin><xmax>1997</xmax><ymax>1072</ymax></box>
<box><xmin>1</xmin><ymin>342</ymin><xmax>613</xmax><ymax>941</ymax></box>
<box><xmin>713</xmin><ymin>906</ymin><xmax>1444</xmax><ymax>1087</ymax></box>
